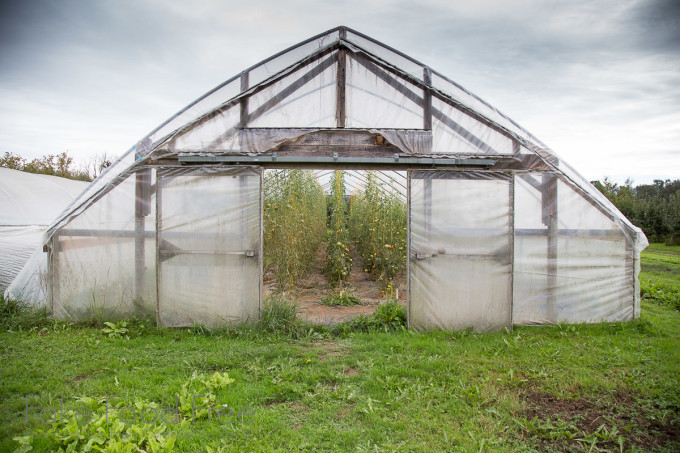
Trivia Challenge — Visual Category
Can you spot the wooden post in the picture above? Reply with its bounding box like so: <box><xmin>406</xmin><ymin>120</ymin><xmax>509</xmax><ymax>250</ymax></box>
<box><xmin>509</xmin><ymin>174</ymin><xmax>515</xmax><ymax>330</ymax></box>
<box><xmin>50</xmin><ymin>234</ymin><xmax>60</xmax><ymax>317</ymax></box>
<box><xmin>155</xmin><ymin>172</ymin><xmax>163</xmax><ymax>327</ymax></box>
<box><xmin>423</xmin><ymin>67</ymin><xmax>432</xmax><ymax>130</ymax></box>
<box><xmin>239</xmin><ymin>71</ymin><xmax>250</xmax><ymax>152</ymax></box>
<box><xmin>240</xmin><ymin>71</ymin><xmax>249</xmax><ymax>128</ymax></box>
<box><xmin>336</xmin><ymin>48</ymin><xmax>346</xmax><ymax>128</ymax></box>
<box><xmin>542</xmin><ymin>174</ymin><xmax>558</xmax><ymax>321</ymax></box>
<box><xmin>134</xmin><ymin>167</ymin><xmax>151</xmax><ymax>301</ymax></box>
<box><xmin>424</xmin><ymin>176</ymin><xmax>432</xmax><ymax>242</ymax></box>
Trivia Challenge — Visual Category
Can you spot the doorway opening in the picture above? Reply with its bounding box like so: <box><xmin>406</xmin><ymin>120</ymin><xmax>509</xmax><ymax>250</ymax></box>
<box><xmin>262</xmin><ymin>168</ymin><xmax>408</xmax><ymax>325</ymax></box>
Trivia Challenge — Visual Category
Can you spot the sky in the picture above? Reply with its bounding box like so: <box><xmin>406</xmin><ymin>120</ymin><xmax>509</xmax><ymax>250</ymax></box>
<box><xmin>0</xmin><ymin>0</ymin><xmax>678</xmax><ymax>185</ymax></box>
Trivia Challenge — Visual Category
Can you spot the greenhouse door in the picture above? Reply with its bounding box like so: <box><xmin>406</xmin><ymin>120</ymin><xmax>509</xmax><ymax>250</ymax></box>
<box><xmin>156</xmin><ymin>167</ymin><xmax>262</xmax><ymax>327</ymax></box>
<box><xmin>408</xmin><ymin>171</ymin><xmax>513</xmax><ymax>331</ymax></box>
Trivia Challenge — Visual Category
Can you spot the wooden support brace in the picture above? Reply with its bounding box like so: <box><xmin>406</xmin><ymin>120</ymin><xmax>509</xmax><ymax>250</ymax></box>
<box><xmin>134</xmin><ymin>168</ymin><xmax>152</xmax><ymax>300</ymax></box>
<box><xmin>240</xmin><ymin>71</ymin><xmax>249</xmax><ymax>129</ymax></box>
<box><xmin>423</xmin><ymin>67</ymin><xmax>432</xmax><ymax>130</ymax></box>
<box><xmin>336</xmin><ymin>48</ymin><xmax>346</xmax><ymax>128</ymax></box>
<box><xmin>542</xmin><ymin>174</ymin><xmax>558</xmax><ymax>321</ymax></box>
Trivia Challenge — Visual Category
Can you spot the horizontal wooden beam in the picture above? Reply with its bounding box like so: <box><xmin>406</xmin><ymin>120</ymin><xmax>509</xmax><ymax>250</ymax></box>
<box><xmin>179</xmin><ymin>154</ymin><xmax>495</xmax><ymax>168</ymax></box>
<box><xmin>515</xmin><ymin>228</ymin><xmax>625</xmax><ymax>238</ymax></box>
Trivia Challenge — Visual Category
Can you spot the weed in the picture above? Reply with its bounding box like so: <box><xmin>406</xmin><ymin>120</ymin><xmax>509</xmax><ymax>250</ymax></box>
<box><xmin>0</xmin><ymin>296</ymin><xmax>48</xmax><ymax>331</ymax></box>
<box><xmin>330</xmin><ymin>300</ymin><xmax>406</xmax><ymax>336</ymax></box>
<box><xmin>258</xmin><ymin>292</ymin><xmax>300</xmax><ymax>334</ymax></box>
<box><xmin>101</xmin><ymin>320</ymin><xmax>130</xmax><ymax>339</ymax></box>
<box><xmin>320</xmin><ymin>292</ymin><xmax>361</xmax><ymax>306</ymax></box>
<box><xmin>642</xmin><ymin>278</ymin><xmax>680</xmax><ymax>310</ymax></box>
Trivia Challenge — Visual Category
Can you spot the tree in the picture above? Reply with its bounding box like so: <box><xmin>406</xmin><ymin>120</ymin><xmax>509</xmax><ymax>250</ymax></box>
<box><xmin>593</xmin><ymin>176</ymin><xmax>680</xmax><ymax>243</ymax></box>
<box><xmin>85</xmin><ymin>152</ymin><xmax>113</xmax><ymax>180</ymax></box>
<box><xmin>0</xmin><ymin>151</ymin><xmax>91</xmax><ymax>181</ymax></box>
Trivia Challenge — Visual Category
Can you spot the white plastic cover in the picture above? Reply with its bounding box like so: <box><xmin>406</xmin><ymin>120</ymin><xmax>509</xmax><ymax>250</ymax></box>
<box><xmin>0</xmin><ymin>168</ymin><xmax>87</xmax><ymax>293</ymax></box>
<box><xmin>512</xmin><ymin>174</ymin><xmax>634</xmax><ymax>324</ymax></box>
<box><xmin>37</xmin><ymin>27</ymin><xmax>646</xmax><ymax>256</ymax></box>
<box><xmin>409</xmin><ymin>171</ymin><xmax>513</xmax><ymax>331</ymax></box>
<box><xmin>51</xmin><ymin>170</ymin><xmax>157</xmax><ymax>320</ymax></box>
<box><xmin>157</xmin><ymin>166</ymin><xmax>261</xmax><ymax>327</ymax></box>
<box><xmin>42</xmin><ymin>166</ymin><xmax>261</xmax><ymax>325</ymax></box>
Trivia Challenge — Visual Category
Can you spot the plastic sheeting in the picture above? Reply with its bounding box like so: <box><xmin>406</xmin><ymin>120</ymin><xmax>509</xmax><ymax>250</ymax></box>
<box><xmin>0</xmin><ymin>168</ymin><xmax>87</xmax><ymax>293</ymax></box>
<box><xmin>157</xmin><ymin>167</ymin><xmax>261</xmax><ymax>327</ymax></box>
<box><xmin>42</xmin><ymin>166</ymin><xmax>261</xmax><ymax>325</ymax></box>
<box><xmin>409</xmin><ymin>171</ymin><xmax>513</xmax><ymax>331</ymax></box>
<box><xmin>409</xmin><ymin>170</ymin><xmax>637</xmax><ymax>331</ymax></box>
<box><xmin>6</xmin><ymin>26</ymin><xmax>647</xmax><ymax>330</ymax></box>
<box><xmin>50</xmin><ymin>169</ymin><xmax>157</xmax><ymax>320</ymax></box>
<box><xmin>512</xmin><ymin>174</ymin><xmax>635</xmax><ymax>324</ymax></box>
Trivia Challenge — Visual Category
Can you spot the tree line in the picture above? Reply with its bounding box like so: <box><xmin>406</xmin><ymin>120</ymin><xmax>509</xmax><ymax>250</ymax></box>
<box><xmin>592</xmin><ymin>178</ymin><xmax>680</xmax><ymax>244</ymax></box>
<box><xmin>0</xmin><ymin>151</ymin><xmax>112</xmax><ymax>182</ymax></box>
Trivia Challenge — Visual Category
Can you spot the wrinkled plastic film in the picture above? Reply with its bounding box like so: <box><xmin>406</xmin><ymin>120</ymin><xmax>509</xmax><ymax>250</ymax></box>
<box><xmin>512</xmin><ymin>174</ymin><xmax>635</xmax><ymax>324</ymax></box>
<box><xmin>0</xmin><ymin>168</ymin><xmax>88</xmax><ymax>294</ymax></box>
<box><xmin>157</xmin><ymin>166</ymin><xmax>261</xmax><ymax>327</ymax></box>
<box><xmin>0</xmin><ymin>226</ymin><xmax>44</xmax><ymax>293</ymax></box>
<box><xmin>346</xmin><ymin>57</ymin><xmax>422</xmax><ymax>129</ymax></box>
<box><xmin>51</xmin><ymin>170</ymin><xmax>157</xmax><ymax>320</ymax></box>
<box><xmin>409</xmin><ymin>171</ymin><xmax>513</xmax><ymax>332</ymax></box>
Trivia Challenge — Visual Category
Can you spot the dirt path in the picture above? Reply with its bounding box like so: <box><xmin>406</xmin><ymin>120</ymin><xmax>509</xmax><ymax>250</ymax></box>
<box><xmin>264</xmin><ymin>242</ymin><xmax>406</xmax><ymax>325</ymax></box>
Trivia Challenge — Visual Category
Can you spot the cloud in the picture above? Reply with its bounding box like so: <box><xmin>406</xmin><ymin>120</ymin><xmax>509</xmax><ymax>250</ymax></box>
<box><xmin>0</xmin><ymin>0</ymin><xmax>677</xmax><ymax>184</ymax></box>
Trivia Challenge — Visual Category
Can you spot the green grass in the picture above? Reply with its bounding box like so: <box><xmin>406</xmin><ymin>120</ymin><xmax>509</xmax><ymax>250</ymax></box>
<box><xmin>1</xmin><ymin>245</ymin><xmax>679</xmax><ymax>452</ymax></box>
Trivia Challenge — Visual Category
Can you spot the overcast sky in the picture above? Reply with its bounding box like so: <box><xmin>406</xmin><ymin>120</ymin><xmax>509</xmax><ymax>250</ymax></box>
<box><xmin>0</xmin><ymin>0</ymin><xmax>678</xmax><ymax>184</ymax></box>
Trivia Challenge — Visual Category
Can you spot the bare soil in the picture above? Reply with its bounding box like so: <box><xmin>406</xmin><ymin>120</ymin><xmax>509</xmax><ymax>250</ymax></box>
<box><xmin>264</xmin><ymin>242</ymin><xmax>406</xmax><ymax>325</ymax></box>
<box><xmin>521</xmin><ymin>389</ymin><xmax>680</xmax><ymax>451</ymax></box>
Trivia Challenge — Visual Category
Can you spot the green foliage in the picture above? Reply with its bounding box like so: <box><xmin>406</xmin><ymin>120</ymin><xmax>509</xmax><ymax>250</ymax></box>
<box><xmin>0</xmin><ymin>296</ymin><xmax>48</xmax><ymax>331</ymax></box>
<box><xmin>592</xmin><ymin>177</ymin><xmax>680</xmax><ymax>243</ymax></box>
<box><xmin>263</xmin><ymin>170</ymin><xmax>326</xmax><ymax>289</ymax></box>
<box><xmin>320</xmin><ymin>292</ymin><xmax>361</xmax><ymax>306</ymax></box>
<box><xmin>15</xmin><ymin>370</ymin><xmax>236</xmax><ymax>452</ymax></box>
<box><xmin>330</xmin><ymin>300</ymin><xmax>406</xmax><ymax>335</ymax></box>
<box><xmin>4</xmin><ymin>245</ymin><xmax>679</xmax><ymax>451</ymax></box>
<box><xmin>258</xmin><ymin>292</ymin><xmax>301</xmax><ymax>334</ymax></box>
<box><xmin>325</xmin><ymin>170</ymin><xmax>352</xmax><ymax>285</ymax></box>
<box><xmin>0</xmin><ymin>151</ymin><xmax>92</xmax><ymax>181</ymax></box>
<box><xmin>101</xmin><ymin>320</ymin><xmax>130</xmax><ymax>339</ymax></box>
<box><xmin>3</xmin><ymin>274</ymin><xmax>680</xmax><ymax>452</ymax></box>
<box><xmin>349</xmin><ymin>171</ymin><xmax>406</xmax><ymax>283</ymax></box>
<box><xmin>641</xmin><ymin>279</ymin><xmax>680</xmax><ymax>310</ymax></box>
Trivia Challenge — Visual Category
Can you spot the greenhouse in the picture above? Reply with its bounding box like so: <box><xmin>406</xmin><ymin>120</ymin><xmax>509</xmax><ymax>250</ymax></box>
<box><xmin>6</xmin><ymin>26</ymin><xmax>648</xmax><ymax>331</ymax></box>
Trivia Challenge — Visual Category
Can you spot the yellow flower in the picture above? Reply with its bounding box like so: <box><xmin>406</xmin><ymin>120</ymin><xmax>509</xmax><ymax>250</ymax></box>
<box><xmin>306</xmin><ymin>359</ymin><xmax>311</xmax><ymax>363</ymax></box>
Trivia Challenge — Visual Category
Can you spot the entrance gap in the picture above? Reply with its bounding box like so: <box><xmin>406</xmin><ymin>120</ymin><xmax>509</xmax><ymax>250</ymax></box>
<box><xmin>262</xmin><ymin>168</ymin><xmax>408</xmax><ymax>325</ymax></box>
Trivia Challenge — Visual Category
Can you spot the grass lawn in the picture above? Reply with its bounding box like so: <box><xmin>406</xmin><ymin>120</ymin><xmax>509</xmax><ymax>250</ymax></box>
<box><xmin>1</xmin><ymin>246</ymin><xmax>679</xmax><ymax>452</ymax></box>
